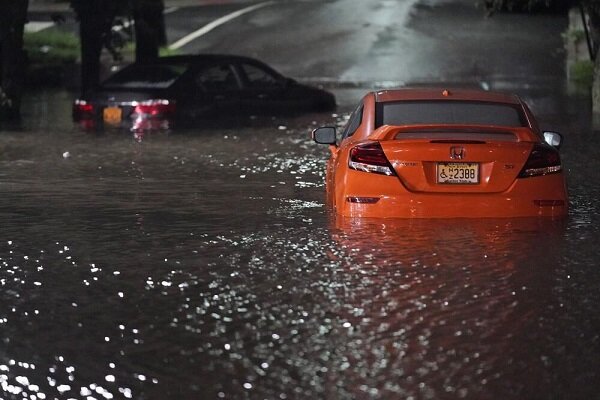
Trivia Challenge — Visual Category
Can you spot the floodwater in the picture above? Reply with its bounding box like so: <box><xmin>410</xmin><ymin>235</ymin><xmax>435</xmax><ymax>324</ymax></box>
<box><xmin>1</xmin><ymin>86</ymin><xmax>600</xmax><ymax>400</ymax></box>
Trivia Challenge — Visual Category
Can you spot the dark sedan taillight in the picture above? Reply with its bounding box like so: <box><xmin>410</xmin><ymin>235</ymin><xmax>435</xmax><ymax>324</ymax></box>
<box><xmin>132</xmin><ymin>99</ymin><xmax>176</xmax><ymax>118</ymax></box>
<box><xmin>349</xmin><ymin>142</ymin><xmax>396</xmax><ymax>176</ymax></box>
<box><xmin>518</xmin><ymin>143</ymin><xmax>562</xmax><ymax>178</ymax></box>
<box><xmin>73</xmin><ymin>99</ymin><xmax>94</xmax><ymax>116</ymax></box>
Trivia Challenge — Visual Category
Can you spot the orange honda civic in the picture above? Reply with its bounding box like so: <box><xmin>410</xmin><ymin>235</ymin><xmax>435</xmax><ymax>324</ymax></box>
<box><xmin>312</xmin><ymin>88</ymin><xmax>568</xmax><ymax>218</ymax></box>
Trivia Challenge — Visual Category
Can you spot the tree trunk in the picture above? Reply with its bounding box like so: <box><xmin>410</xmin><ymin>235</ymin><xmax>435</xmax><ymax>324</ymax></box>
<box><xmin>0</xmin><ymin>0</ymin><xmax>29</xmax><ymax>120</ymax></box>
<box><xmin>133</xmin><ymin>0</ymin><xmax>166</xmax><ymax>63</ymax></box>
<box><xmin>71</xmin><ymin>0</ymin><xmax>118</xmax><ymax>95</ymax></box>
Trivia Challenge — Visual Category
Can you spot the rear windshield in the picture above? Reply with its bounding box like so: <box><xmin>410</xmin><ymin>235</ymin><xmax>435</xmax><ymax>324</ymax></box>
<box><xmin>376</xmin><ymin>101</ymin><xmax>527</xmax><ymax>128</ymax></box>
<box><xmin>103</xmin><ymin>63</ymin><xmax>189</xmax><ymax>89</ymax></box>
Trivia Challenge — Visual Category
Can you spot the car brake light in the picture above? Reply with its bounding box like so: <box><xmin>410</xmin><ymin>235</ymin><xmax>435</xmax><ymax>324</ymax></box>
<box><xmin>349</xmin><ymin>142</ymin><xmax>395</xmax><ymax>176</ymax></box>
<box><xmin>518</xmin><ymin>143</ymin><xmax>562</xmax><ymax>178</ymax></box>
<box><xmin>133</xmin><ymin>99</ymin><xmax>176</xmax><ymax>117</ymax></box>
<box><xmin>74</xmin><ymin>99</ymin><xmax>93</xmax><ymax>114</ymax></box>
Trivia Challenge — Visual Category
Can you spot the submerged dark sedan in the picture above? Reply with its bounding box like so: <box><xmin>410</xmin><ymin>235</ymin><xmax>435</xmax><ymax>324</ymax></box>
<box><xmin>72</xmin><ymin>54</ymin><xmax>336</xmax><ymax>130</ymax></box>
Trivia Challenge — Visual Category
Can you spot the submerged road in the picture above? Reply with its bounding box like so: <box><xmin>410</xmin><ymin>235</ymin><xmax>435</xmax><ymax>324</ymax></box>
<box><xmin>159</xmin><ymin>0</ymin><xmax>567</xmax><ymax>112</ymax></box>
<box><xmin>29</xmin><ymin>0</ymin><xmax>566</xmax><ymax>109</ymax></box>
<box><xmin>5</xmin><ymin>1</ymin><xmax>599</xmax><ymax>400</ymax></box>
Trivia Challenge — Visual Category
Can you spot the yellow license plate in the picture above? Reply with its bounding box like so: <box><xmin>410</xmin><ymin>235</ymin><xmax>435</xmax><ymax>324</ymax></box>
<box><xmin>437</xmin><ymin>162</ymin><xmax>479</xmax><ymax>184</ymax></box>
<box><xmin>103</xmin><ymin>107</ymin><xmax>122</xmax><ymax>124</ymax></box>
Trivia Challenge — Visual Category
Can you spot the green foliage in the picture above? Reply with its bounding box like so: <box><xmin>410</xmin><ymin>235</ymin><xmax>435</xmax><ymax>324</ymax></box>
<box><xmin>159</xmin><ymin>46</ymin><xmax>180</xmax><ymax>57</ymax></box>
<box><xmin>563</xmin><ymin>28</ymin><xmax>586</xmax><ymax>45</ymax></box>
<box><xmin>24</xmin><ymin>29</ymin><xmax>80</xmax><ymax>66</ymax></box>
<box><xmin>571</xmin><ymin>60</ymin><xmax>595</xmax><ymax>87</ymax></box>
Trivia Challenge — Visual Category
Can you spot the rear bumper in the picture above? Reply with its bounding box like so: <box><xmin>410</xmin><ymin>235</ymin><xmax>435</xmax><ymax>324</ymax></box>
<box><xmin>335</xmin><ymin>173</ymin><xmax>568</xmax><ymax>218</ymax></box>
<box><xmin>74</xmin><ymin>114</ymin><xmax>171</xmax><ymax>131</ymax></box>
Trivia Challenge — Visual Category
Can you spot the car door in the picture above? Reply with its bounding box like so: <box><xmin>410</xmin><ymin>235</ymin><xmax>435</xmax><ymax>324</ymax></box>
<box><xmin>178</xmin><ymin>62</ymin><xmax>242</xmax><ymax>120</ymax></box>
<box><xmin>236</xmin><ymin>61</ymin><xmax>288</xmax><ymax>114</ymax></box>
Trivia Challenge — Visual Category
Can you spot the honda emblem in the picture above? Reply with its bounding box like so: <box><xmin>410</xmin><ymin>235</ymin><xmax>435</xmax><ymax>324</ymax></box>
<box><xmin>450</xmin><ymin>146</ymin><xmax>466</xmax><ymax>160</ymax></box>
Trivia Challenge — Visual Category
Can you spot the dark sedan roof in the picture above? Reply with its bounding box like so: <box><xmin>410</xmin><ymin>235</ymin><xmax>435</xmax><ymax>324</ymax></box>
<box><xmin>101</xmin><ymin>54</ymin><xmax>283</xmax><ymax>88</ymax></box>
<box><xmin>127</xmin><ymin>54</ymin><xmax>270</xmax><ymax>66</ymax></box>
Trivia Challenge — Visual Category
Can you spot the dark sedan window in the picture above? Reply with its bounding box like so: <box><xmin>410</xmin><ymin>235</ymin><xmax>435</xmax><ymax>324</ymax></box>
<box><xmin>240</xmin><ymin>63</ymin><xmax>282</xmax><ymax>88</ymax></box>
<box><xmin>103</xmin><ymin>64</ymin><xmax>188</xmax><ymax>89</ymax></box>
<box><xmin>376</xmin><ymin>101</ymin><xmax>527</xmax><ymax>128</ymax></box>
<box><xmin>194</xmin><ymin>64</ymin><xmax>239</xmax><ymax>91</ymax></box>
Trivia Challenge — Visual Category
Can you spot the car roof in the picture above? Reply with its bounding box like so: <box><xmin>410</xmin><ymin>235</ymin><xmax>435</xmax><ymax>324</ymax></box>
<box><xmin>127</xmin><ymin>54</ymin><xmax>266</xmax><ymax>66</ymax></box>
<box><xmin>374</xmin><ymin>88</ymin><xmax>522</xmax><ymax>105</ymax></box>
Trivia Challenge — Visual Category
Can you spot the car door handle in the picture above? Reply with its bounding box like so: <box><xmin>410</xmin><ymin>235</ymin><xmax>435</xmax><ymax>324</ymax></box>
<box><xmin>257</xmin><ymin>94</ymin><xmax>269</xmax><ymax>99</ymax></box>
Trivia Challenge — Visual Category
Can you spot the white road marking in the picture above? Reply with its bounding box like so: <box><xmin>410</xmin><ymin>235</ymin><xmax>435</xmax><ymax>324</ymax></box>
<box><xmin>25</xmin><ymin>22</ymin><xmax>54</xmax><ymax>33</ymax></box>
<box><xmin>168</xmin><ymin>1</ymin><xmax>274</xmax><ymax>50</ymax></box>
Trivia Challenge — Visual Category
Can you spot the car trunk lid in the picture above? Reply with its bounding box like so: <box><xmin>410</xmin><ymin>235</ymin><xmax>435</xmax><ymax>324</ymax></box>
<box><xmin>371</xmin><ymin>125</ymin><xmax>538</xmax><ymax>193</ymax></box>
<box><xmin>91</xmin><ymin>90</ymin><xmax>163</xmax><ymax>107</ymax></box>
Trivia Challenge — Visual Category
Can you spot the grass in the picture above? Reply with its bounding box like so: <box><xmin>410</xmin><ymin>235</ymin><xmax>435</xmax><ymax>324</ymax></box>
<box><xmin>121</xmin><ymin>42</ymin><xmax>181</xmax><ymax>58</ymax></box>
<box><xmin>23</xmin><ymin>29</ymin><xmax>80</xmax><ymax>86</ymax></box>
<box><xmin>22</xmin><ymin>29</ymin><xmax>180</xmax><ymax>86</ymax></box>
<box><xmin>24</xmin><ymin>29</ymin><xmax>80</xmax><ymax>66</ymax></box>
<box><xmin>25</xmin><ymin>28</ymin><xmax>180</xmax><ymax>65</ymax></box>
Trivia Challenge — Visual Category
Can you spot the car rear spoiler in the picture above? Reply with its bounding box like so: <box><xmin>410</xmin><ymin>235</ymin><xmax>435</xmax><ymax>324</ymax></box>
<box><xmin>367</xmin><ymin>124</ymin><xmax>539</xmax><ymax>143</ymax></box>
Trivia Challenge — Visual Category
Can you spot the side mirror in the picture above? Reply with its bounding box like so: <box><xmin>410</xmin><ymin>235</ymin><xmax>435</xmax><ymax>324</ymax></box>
<box><xmin>312</xmin><ymin>126</ymin><xmax>337</xmax><ymax>145</ymax></box>
<box><xmin>543</xmin><ymin>131</ymin><xmax>563</xmax><ymax>149</ymax></box>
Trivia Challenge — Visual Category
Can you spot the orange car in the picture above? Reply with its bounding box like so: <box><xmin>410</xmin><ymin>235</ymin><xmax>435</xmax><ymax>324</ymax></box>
<box><xmin>312</xmin><ymin>88</ymin><xmax>568</xmax><ymax>218</ymax></box>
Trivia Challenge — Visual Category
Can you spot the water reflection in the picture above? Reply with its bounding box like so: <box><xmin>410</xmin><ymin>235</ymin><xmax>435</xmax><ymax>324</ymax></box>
<box><xmin>320</xmin><ymin>217</ymin><xmax>570</xmax><ymax>399</ymax></box>
<box><xmin>331</xmin><ymin>216</ymin><xmax>567</xmax><ymax>263</ymax></box>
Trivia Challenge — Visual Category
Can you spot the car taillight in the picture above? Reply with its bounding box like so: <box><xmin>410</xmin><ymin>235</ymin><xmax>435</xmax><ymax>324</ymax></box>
<box><xmin>133</xmin><ymin>99</ymin><xmax>176</xmax><ymax>117</ymax></box>
<box><xmin>73</xmin><ymin>99</ymin><xmax>93</xmax><ymax>114</ymax></box>
<box><xmin>518</xmin><ymin>143</ymin><xmax>562</xmax><ymax>178</ymax></box>
<box><xmin>349</xmin><ymin>142</ymin><xmax>395</xmax><ymax>176</ymax></box>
